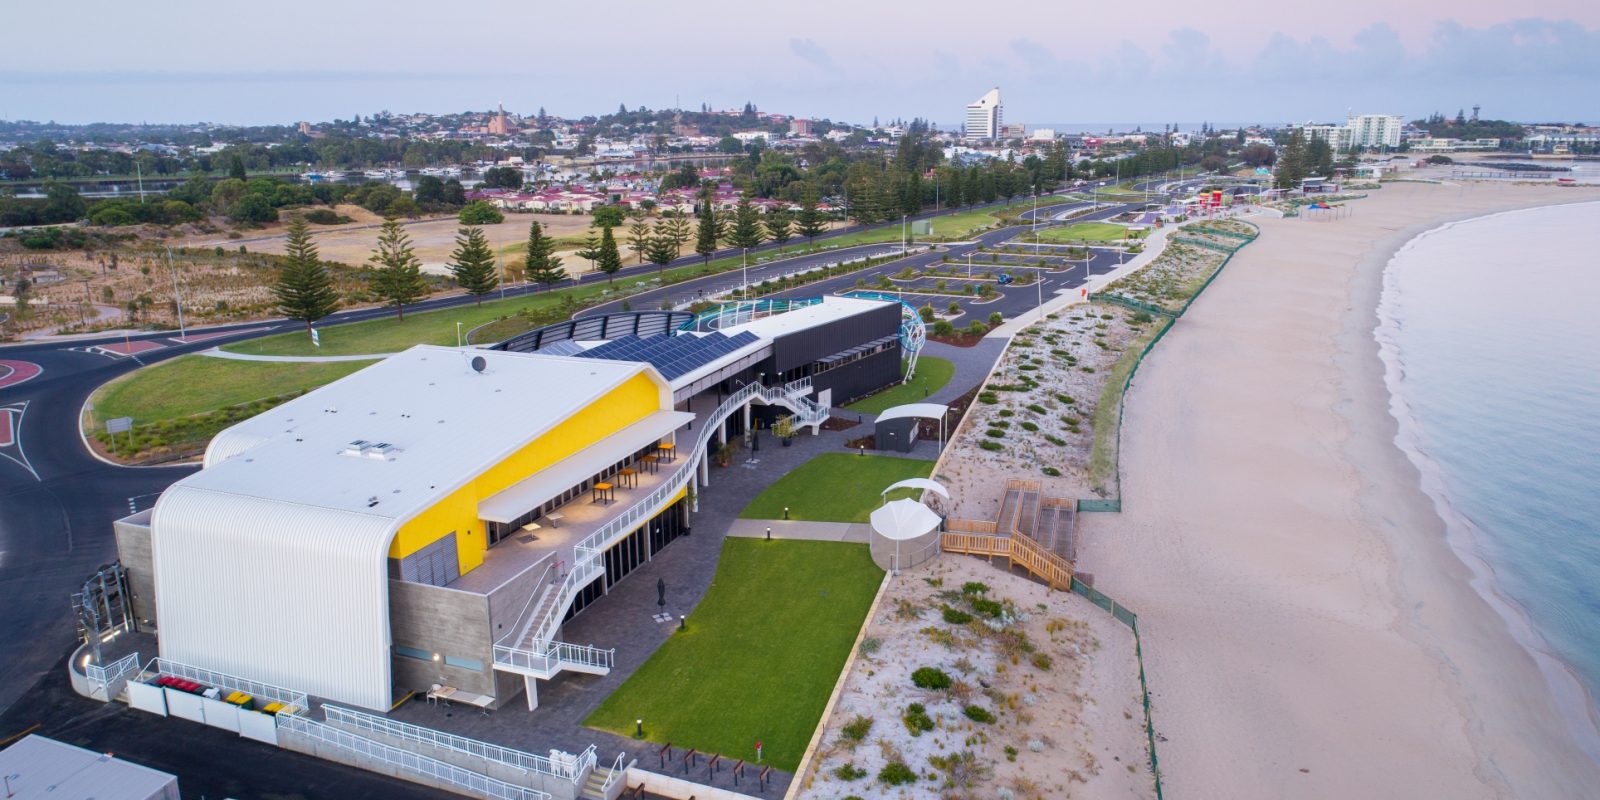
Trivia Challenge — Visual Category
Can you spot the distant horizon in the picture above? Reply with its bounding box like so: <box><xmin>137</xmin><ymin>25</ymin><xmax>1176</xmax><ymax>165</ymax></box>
<box><xmin>4</xmin><ymin>1</ymin><xmax>1597</xmax><ymax>128</ymax></box>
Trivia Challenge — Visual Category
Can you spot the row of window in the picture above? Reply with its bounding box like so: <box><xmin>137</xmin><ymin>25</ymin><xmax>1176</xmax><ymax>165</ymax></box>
<box><xmin>394</xmin><ymin>645</ymin><xmax>483</xmax><ymax>672</ymax></box>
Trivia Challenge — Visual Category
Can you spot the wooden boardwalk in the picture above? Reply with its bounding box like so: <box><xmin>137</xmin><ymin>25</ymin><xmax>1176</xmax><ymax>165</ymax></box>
<box><xmin>944</xmin><ymin>479</ymin><xmax>1077</xmax><ymax>590</ymax></box>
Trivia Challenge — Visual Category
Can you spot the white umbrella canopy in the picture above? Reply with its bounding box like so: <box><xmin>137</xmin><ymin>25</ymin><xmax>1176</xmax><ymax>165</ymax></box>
<box><xmin>870</xmin><ymin>498</ymin><xmax>942</xmax><ymax>541</ymax></box>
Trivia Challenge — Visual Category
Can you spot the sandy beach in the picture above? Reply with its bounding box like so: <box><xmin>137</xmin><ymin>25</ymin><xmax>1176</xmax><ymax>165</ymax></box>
<box><xmin>1078</xmin><ymin>180</ymin><xmax>1600</xmax><ymax>798</ymax></box>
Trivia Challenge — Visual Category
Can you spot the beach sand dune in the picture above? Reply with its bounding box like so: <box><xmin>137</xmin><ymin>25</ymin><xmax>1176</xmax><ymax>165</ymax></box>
<box><xmin>1078</xmin><ymin>182</ymin><xmax>1600</xmax><ymax>798</ymax></box>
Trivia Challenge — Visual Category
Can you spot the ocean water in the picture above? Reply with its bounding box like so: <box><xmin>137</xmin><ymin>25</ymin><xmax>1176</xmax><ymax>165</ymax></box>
<box><xmin>1376</xmin><ymin>200</ymin><xmax>1600</xmax><ymax>747</ymax></box>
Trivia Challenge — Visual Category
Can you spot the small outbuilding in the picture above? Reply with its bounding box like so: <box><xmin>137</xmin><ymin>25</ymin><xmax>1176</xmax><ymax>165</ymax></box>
<box><xmin>873</xmin><ymin>402</ymin><xmax>949</xmax><ymax>453</ymax></box>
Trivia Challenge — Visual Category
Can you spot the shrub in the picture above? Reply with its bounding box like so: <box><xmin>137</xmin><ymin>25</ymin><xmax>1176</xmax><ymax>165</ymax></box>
<box><xmin>303</xmin><ymin>208</ymin><xmax>351</xmax><ymax>225</ymax></box>
<box><xmin>979</xmin><ymin>440</ymin><xmax>1003</xmax><ymax>452</ymax></box>
<box><xmin>988</xmin><ymin>311</ymin><xmax>1004</xmax><ymax>326</ymax></box>
<box><xmin>1005</xmin><ymin>745</ymin><xmax>1019</xmax><ymax>762</ymax></box>
<box><xmin>833</xmin><ymin>763</ymin><xmax>868</xmax><ymax>781</ymax></box>
<box><xmin>918</xmin><ymin>305</ymin><xmax>934</xmax><ymax>322</ymax></box>
<box><xmin>942</xmin><ymin>606</ymin><xmax>973</xmax><ymax>625</ymax></box>
<box><xmin>947</xmin><ymin>301</ymin><xmax>961</xmax><ymax>315</ymax></box>
<box><xmin>971</xmin><ymin>597</ymin><xmax>1004</xmax><ymax>618</ymax></box>
<box><xmin>961</xmin><ymin>581</ymin><xmax>990</xmax><ymax>595</ymax></box>
<box><xmin>985</xmin><ymin>429</ymin><xmax>1005</xmax><ymax>438</ymax></box>
<box><xmin>859</xmin><ymin>637</ymin><xmax>881</xmax><ymax>657</ymax></box>
<box><xmin>1027</xmin><ymin>404</ymin><xmax>1047</xmax><ymax>414</ymax></box>
<box><xmin>840</xmin><ymin>715</ymin><xmax>873</xmax><ymax>743</ymax></box>
<box><xmin>878</xmin><ymin>761</ymin><xmax>917</xmax><ymax>785</ymax></box>
<box><xmin>902</xmin><ymin>702</ymin><xmax>935</xmax><ymax>735</ymax></box>
<box><xmin>965</xmin><ymin>321</ymin><xmax>988</xmax><ymax>335</ymax></box>
<box><xmin>1031</xmin><ymin>652</ymin><xmax>1054</xmax><ymax>670</ymax></box>
<box><xmin>458</xmin><ymin>200</ymin><xmax>504</xmax><ymax>224</ymax></box>
<box><xmin>978</xmin><ymin>391</ymin><xmax>998</xmax><ymax>404</ymax></box>
<box><xmin>911</xmin><ymin>667</ymin><xmax>952</xmax><ymax>690</ymax></box>
<box><xmin>1041</xmin><ymin>466</ymin><xmax>1061</xmax><ymax>477</ymax></box>
<box><xmin>963</xmin><ymin>705</ymin><xmax>996</xmax><ymax>724</ymax></box>
<box><xmin>1020</xmin><ymin>421</ymin><xmax>1039</xmax><ymax>432</ymax></box>
<box><xmin>1131</xmin><ymin>310</ymin><xmax>1153</xmax><ymax>324</ymax></box>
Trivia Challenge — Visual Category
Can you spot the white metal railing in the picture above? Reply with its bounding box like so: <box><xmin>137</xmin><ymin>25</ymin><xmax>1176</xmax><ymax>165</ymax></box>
<box><xmin>760</xmin><ymin>382</ymin><xmax>829</xmax><ymax>426</ymax></box>
<box><xmin>85</xmin><ymin>651</ymin><xmax>141</xmax><ymax>701</ymax></box>
<box><xmin>322</xmin><ymin>705</ymin><xmax>589</xmax><ymax>781</ymax></box>
<box><xmin>278</xmin><ymin>713</ymin><xmax>550</xmax><ymax>800</ymax></box>
<box><xmin>497</xmin><ymin>383</ymin><xmax>764</xmax><ymax>673</ymax></box>
<box><xmin>141</xmin><ymin>657</ymin><xmax>309</xmax><ymax>712</ymax></box>
<box><xmin>601</xmin><ymin>751</ymin><xmax>626</xmax><ymax>793</ymax></box>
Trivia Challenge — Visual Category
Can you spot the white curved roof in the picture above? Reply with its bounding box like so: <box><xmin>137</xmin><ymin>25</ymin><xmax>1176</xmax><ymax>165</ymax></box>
<box><xmin>149</xmin><ymin>344</ymin><xmax>674</xmax><ymax>710</ymax></box>
<box><xmin>870</xmin><ymin>498</ymin><xmax>942</xmax><ymax>541</ymax></box>
<box><xmin>876</xmin><ymin>403</ymin><xmax>950</xmax><ymax>423</ymax></box>
<box><xmin>881</xmin><ymin>478</ymin><xmax>950</xmax><ymax>499</ymax></box>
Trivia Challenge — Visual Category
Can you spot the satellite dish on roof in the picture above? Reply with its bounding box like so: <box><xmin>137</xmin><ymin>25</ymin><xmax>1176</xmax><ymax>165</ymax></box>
<box><xmin>470</xmin><ymin>355</ymin><xmax>487</xmax><ymax>373</ymax></box>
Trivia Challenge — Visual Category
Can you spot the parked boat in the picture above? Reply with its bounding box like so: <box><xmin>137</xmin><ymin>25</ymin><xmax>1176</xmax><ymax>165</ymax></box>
<box><xmin>363</xmin><ymin>169</ymin><xmax>389</xmax><ymax>179</ymax></box>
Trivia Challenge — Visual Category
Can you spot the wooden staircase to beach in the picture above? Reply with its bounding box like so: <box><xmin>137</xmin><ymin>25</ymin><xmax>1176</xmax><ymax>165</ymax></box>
<box><xmin>944</xmin><ymin>480</ymin><xmax>1076</xmax><ymax>590</ymax></box>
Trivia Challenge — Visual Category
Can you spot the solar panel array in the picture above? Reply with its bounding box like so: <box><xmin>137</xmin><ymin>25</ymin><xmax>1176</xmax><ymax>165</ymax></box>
<box><xmin>573</xmin><ymin>330</ymin><xmax>761</xmax><ymax>380</ymax></box>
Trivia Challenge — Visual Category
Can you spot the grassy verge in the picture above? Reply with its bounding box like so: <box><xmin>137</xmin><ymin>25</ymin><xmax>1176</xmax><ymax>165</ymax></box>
<box><xmin>87</xmin><ymin>355</ymin><xmax>375</xmax><ymax>459</ymax></box>
<box><xmin>1030</xmin><ymin>223</ymin><xmax>1142</xmax><ymax>243</ymax></box>
<box><xmin>585</xmin><ymin>539</ymin><xmax>882</xmax><ymax>771</ymax></box>
<box><xmin>844</xmin><ymin>357</ymin><xmax>955</xmax><ymax>415</ymax></box>
<box><xmin>738</xmin><ymin>452</ymin><xmax>933</xmax><ymax>522</ymax></box>
<box><xmin>1087</xmin><ymin>313</ymin><xmax>1173</xmax><ymax>494</ymax></box>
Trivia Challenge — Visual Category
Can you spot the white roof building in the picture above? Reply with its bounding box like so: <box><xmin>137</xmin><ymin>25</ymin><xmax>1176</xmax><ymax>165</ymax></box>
<box><xmin>0</xmin><ymin>735</ymin><xmax>180</xmax><ymax>800</ymax></box>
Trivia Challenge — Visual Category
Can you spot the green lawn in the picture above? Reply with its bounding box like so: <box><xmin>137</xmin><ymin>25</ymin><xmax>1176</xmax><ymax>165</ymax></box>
<box><xmin>844</xmin><ymin>356</ymin><xmax>954</xmax><ymax>414</ymax></box>
<box><xmin>739</xmin><ymin>452</ymin><xmax>933</xmax><ymax>522</ymax></box>
<box><xmin>928</xmin><ymin>208</ymin><xmax>1002</xmax><ymax>239</ymax></box>
<box><xmin>1034</xmin><ymin>223</ymin><xmax>1140</xmax><ymax>243</ymax></box>
<box><xmin>90</xmin><ymin>355</ymin><xmax>375</xmax><ymax>424</ymax></box>
<box><xmin>585</xmin><ymin>539</ymin><xmax>883</xmax><ymax>771</ymax></box>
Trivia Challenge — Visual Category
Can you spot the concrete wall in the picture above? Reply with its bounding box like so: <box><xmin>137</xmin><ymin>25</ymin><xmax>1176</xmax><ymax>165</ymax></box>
<box><xmin>114</xmin><ymin>510</ymin><xmax>158</xmax><ymax>632</ymax></box>
<box><xmin>388</xmin><ymin>580</ymin><xmax>499</xmax><ymax>703</ymax></box>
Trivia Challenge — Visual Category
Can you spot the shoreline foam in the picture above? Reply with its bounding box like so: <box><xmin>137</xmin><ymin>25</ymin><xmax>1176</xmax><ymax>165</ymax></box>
<box><xmin>1373</xmin><ymin>203</ymin><xmax>1600</xmax><ymax>765</ymax></box>
<box><xmin>1079</xmin><ymin>182</ymin><xmax>1600</xmax><ymax>798</ymax></box>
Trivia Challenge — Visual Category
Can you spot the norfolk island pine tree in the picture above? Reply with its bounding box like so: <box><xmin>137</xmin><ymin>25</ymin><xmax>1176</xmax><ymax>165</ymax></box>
<box><xmin>523</xmin><ymin>219</ymin><xmax>567</xmax><ymax>288</ymax></box>
<box><xmin>448</xmin><ymin>225</ymin><xmax>499</xmax><ymax>305</ymax></box>
<box><xmin>368</xmin><ymin>216</ymin><xmax>428</xmax><ymax>321</ymax></box>
<box><xmin>272</xmin><ymin>215</ymin><xmax>340</xmax><ymax>334</ymax></box>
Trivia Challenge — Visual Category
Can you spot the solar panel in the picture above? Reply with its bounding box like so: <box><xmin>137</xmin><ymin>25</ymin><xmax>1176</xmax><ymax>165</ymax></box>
<box><xmin>570</xmin><ymin>329</ymin><xmax>760</xmax><ymax>380</ymax></box>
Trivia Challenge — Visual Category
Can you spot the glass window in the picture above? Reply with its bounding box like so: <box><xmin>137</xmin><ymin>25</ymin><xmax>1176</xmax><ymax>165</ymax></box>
<box><xmin>443</xmin><ymin>655</ymin><xmax>484</xmax><ymax>671</ymax></box>
<box><xmin>395</xmin><ymin>645</ymin><xmax>432</xmax><ymax>661</ymax></box>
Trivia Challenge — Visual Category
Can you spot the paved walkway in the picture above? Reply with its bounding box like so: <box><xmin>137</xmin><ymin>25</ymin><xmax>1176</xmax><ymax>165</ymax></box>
<box><xmin>727</xmin><ymin>519</ymin><xmax>870</xmax><ymax>543</ymax></box>
<box><xmin>198</xmin><ymin>347</ymin><xmax>395</xmax><ymax>362</ymax></box>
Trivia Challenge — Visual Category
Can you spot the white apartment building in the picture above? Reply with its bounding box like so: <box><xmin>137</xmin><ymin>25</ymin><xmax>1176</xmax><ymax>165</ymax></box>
<box><xmin>965</xmin><ymin>88</ymin><xmax>1003</xmax><ymax>140</ymax></box>
<box><xmin>1295</xmin><ymin>114</ymin><xmax>1403</xmax><ymax>151</ymax></box>
<box><xmin>1346</xmin><ymin>114</ymin><xmax>1403</xmax><ymax>149</ymax></box>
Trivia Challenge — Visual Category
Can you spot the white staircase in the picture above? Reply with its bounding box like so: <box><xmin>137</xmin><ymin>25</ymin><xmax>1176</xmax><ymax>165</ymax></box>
<box><xmin>492</xmin><ymin>382</ymin><xmax>770</xmax><ymax>687</ymax></box>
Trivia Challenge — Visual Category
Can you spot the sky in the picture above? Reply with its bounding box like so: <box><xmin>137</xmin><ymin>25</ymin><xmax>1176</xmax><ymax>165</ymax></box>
<box><xmin>4</xmin><ymin>0</ymin><xmax>1598</xmax><ymax>128</ymax></box>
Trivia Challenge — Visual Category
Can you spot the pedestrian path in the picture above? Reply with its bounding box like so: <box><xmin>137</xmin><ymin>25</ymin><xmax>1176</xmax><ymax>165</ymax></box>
<box><xmin>198</xmin><ymin>347</ymin><xmax>394</xmax><ymax>362</ymax></box>
<box><xmin>727</xmin><ymin>519</ymin><xmax>871</xmax><ymax>543</ymax></box>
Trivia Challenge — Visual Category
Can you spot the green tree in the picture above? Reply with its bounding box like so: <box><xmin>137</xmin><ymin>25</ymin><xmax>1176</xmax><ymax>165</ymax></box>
<box><xmin>458</xmin><ymin>200</ymin><xmax>504</xmax><ymax>224</ymax></box>
<box><xmin>627</xmin><ymin>211</ymin><xmax>651</xmax><ymax>264</ymax></box>
<box><xmin>367</xmin><ymin>217</ymin><xmax>428</xmax><ymax>320</ymax></box>
<box><xmin>575</xmin><ymin>230</ymin><xmax>602</xmax><ymax>272</ymax></box>
<box><xmin>596</xmin><ymin>225</ymin><xmax>623</xmax><ymax>283</ymax></box>
<box><xmin>523</xmin><ymin>219</ymin><xmax>566</xmax><ymax>287</ymax></box>
<box><xmin>661</xmin><ymin>213</ymin><xmax>692</xmax><ymax>259</ymax></box>
<box><xmin>41</xmin><ymin>183</ymin><xmax>87</xmax><ymax>223</ymax></box>
<box><xmin>764</xmin><ymin>205</ymin><xmax>794</xmax><ymax>252</ymax></box>
<box><xmin>795</xmin><ymin>193</ymin><xmax>827</xmax><ymax>246</ymax></box>
<box><xmin>228</xmin><ymin>154</ymin><xmax>247</xmax><ymax>181</ymax></box>
<box><xmin>272</xmin><ymin>215</ymin><xmax>340</xmax><ymax>334</ymax></box>
<box><xmin>591</xmin><ymin>204</ymin><xmax>626</xmax><ymax>229</ymax></box>
<box><xmin>694</xmin><ymin>201</ymin><xmax>721</xmax><ymax>265</ymax></box>
<box><xmin>448</xmin><ymin>226</ymin><xmax>499</xmax><ymax>304</ymax></box>
<box><xmin>727</xmin><ymin>197</ymin><xmax>765</xmax><ymax>252</ymax></box>
<box><xmin>643</xmin><ymin>224</ymin><xmax>678</xmax><ymax>275</ymax></box>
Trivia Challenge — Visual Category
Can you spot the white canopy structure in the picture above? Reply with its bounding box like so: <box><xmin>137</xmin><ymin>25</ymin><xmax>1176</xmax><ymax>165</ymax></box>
<box><xmin>869</xmin><ymin>498</ymin><xmax>943</xmax><ymax>573</ymax></box>
<box><xmin>875</xmin><ymin>403</ymin><xmax>951</xmax><ymax>450</ymax></box>
<box><xmin>880</xmin><ymin>478</ymin><xmax>951</xmax><ymax>499</ymax></box>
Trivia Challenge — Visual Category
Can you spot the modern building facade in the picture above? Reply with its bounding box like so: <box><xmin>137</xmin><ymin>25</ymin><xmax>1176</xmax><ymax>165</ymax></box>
<box><xmin>114</xmin><ymin>297</ymin><xmax>910</xmax><ymax>713</ymax></box>
<box><xmin>1345</xmin><ymin>114</ymin><xmax>1403</xmax><ymax>149</ymax></box>
<box><xmin>964</xmin><ymin>88</ymin><xmax>1003</xmax><ymax>140</ymax></box>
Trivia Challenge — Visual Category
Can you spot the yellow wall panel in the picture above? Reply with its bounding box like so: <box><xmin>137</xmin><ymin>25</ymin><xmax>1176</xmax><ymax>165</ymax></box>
<box><xmin>388</xmin><ymin>371</ymin><xmax>663</xmax><ymax>574</ymax></box>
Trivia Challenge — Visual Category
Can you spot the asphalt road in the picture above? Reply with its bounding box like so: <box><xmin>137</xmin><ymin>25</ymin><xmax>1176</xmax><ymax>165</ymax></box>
<box><xmin>0</xmin><ymin>180</ymin><xmax>1174</xmax><ymax>796</ymax></box>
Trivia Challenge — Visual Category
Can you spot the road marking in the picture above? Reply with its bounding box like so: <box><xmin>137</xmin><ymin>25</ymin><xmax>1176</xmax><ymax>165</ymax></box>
<box><xmin>0</xmin><ymin>401</ymin><xmax>39</xmax><ymax>481</ymax></box>
<box><xmin>168</xmin><ymin>326</ymin><xmax>272</xmax><ymax>345</ymax></box>
<box><xmin>93</xmin><ymin>340</ymin><xmax>166</xmax><ymax>357</ymax></box>
<box><xmin>0</xmin><ymin>359</ymin><xmax>43</xmax><ymax>390</ymax></box>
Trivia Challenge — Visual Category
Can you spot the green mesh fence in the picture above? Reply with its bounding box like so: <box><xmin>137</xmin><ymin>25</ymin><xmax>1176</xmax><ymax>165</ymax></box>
<box><xmin>1170</xmin><ymin>236</ymin><xmax>1241</xmax><ymax>253</ymax></box>
<box><xmin>1073</xmin><ymin>577</ymin><xmax>1162</xmax><ymax>799</ymax></box>
<box><xmin>1078</xmin><ymin>225</ymin><xmax>1258</xmax><ymax>512</ymax></box>
<box><xmin>1185</xmin><ymin>227</ymin><xmax>1256</xmax><ymax>241</ymax></box>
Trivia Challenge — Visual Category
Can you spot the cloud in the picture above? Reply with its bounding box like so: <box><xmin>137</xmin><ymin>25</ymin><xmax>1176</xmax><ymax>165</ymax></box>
<box><xmin>788</xmin><ymin>38</ymin><xmax>833</xmax><ymax>70</ymax></box>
